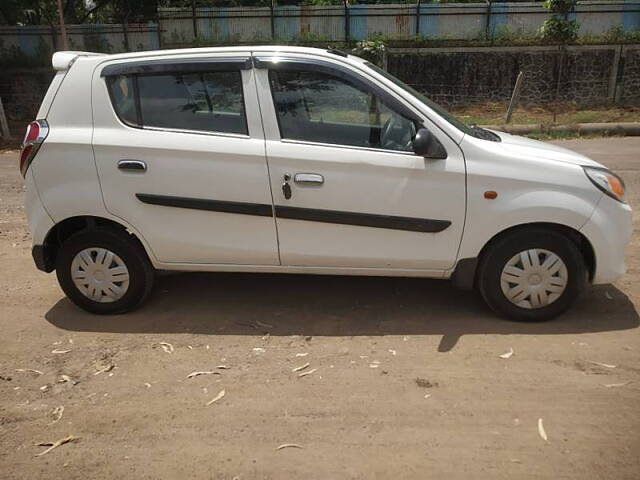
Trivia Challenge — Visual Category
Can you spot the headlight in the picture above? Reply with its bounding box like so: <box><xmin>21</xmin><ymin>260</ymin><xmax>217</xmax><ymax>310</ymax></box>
<box><xmin>583</xmin><ymin>166</ymin><xmax>626</xmax><ymax>203</ymax></box>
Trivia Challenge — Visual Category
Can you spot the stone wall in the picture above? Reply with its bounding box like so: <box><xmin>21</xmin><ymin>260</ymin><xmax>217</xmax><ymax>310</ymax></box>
<box><xmin>0</xmin><ymin>68</ymin><xmax>54</xmax><ymax>124</ymax></box>
<box><xmin>620</xmin><ymin>47</ymin><xmax>640</xmax><ymax>104</ymax></box>
<box><xmin>385</xmin><ymin>45</ymin><xmax>639</xmax><ymax>106</ymax></box>
<box><xmin>0</xmin><ymin>45</ymin><xmax>638</xmax><ymax>127</ymax></box>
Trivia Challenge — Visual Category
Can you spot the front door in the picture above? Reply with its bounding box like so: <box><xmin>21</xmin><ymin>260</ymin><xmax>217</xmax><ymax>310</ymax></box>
<box><xmin>254</xmin><ymin>55</ymin><xmax>466</xmax><ymax>271</ymax></box>
<box><xmin>92</xmin><ymin>53</ymin><xmax>278</xmax><ymax>265</ymax></box>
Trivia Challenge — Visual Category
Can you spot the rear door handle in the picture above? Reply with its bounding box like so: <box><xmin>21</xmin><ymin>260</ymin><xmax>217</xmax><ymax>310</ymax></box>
<box><xmin>294</xmin><ymin>173</ymin><xmax>324</xmax><ymax>185</ymax></box>
<box><xmin>118</xmin><ymin>160</ymin><xmax>146</xmax><ymax>172</ymax></box>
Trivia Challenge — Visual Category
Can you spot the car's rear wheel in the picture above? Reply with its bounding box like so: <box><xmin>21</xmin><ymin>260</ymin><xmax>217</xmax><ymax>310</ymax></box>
<box><xmin>477</xmin><ymin>227</ymin><xmax>587</xmax><ymax>321</ymax></box>
<box><xmin>56</xmin><ymin>228</ymin><xmax>154</xmax><ymax>314</ymax></box>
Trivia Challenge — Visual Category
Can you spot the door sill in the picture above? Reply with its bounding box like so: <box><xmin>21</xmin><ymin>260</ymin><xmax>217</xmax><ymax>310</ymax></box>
<box><xmin>153</xmin><ymin>262</ymin><xmax>447</xmax><ymax>278</ymax></box>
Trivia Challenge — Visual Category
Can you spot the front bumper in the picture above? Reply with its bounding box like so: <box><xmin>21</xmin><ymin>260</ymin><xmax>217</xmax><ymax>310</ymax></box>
<box><xmin>580</xmin><ymin>194</ymin><xmax>633</xmax><ymax>284</ymax></box>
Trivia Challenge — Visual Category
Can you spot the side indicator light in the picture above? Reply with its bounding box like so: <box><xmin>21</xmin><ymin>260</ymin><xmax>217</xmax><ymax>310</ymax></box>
<box><xmin>484</xmin><ymin>191</ymin><xmax>498</xmax><ymax>199</ymax></box>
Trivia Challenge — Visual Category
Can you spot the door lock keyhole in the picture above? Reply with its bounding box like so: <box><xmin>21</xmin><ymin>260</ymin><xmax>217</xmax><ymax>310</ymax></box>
<box><xmin>282</xmin><ymin>173</ymin><xmax>292</xmax><ymax>200</ymax></box>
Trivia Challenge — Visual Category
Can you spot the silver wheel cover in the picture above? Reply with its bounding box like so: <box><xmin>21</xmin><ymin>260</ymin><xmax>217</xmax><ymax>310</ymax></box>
<box><xmin>71</xmin><ymin>248</ymin><xmax>130</xmax><ymax>303</ymax></box>
<box><xmin>500</xmin><ymin>249</ymin><xmax>568</xmax><ymax>309</ymax></box>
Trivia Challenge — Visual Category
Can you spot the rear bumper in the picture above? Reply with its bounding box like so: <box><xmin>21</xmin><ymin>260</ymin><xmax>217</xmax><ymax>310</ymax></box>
<box><xmin>580</xmin><ymin>195</ymin><xmax>633</xmax><ymax>284</ymax></box>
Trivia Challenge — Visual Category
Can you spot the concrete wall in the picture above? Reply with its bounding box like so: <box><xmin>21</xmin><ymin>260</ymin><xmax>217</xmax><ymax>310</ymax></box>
<box><xmin>156</xmin><ymin>2</ymin><xmax>640</xmax><ymax>45</ymax></box>
<box><xmin>0</xmin><ymin>23</ymin><xmax>159</xmax><ymax>66</ymax></box>
<box><xmin>2</xmin><ymin>2</ymin><xmax>638</xmax><ymax>62</ymax></box>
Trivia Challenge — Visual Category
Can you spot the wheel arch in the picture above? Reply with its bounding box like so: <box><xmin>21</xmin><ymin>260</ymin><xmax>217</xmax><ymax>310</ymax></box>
<box><xmin>451</xmin><ymin>222</ymin><xmax>595</xmax><ymax>290</ymax></box>
<box><xmin>36</xmin><ymin>215</ymin><xmax>153</xmax><ymax>272</ymax></box>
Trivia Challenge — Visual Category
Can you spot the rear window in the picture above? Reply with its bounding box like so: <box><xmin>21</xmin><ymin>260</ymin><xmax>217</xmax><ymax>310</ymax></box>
<box><xmin>106</xmin><ymin>69</ymin><xmax>248</xmax><ymax>136</ymax></box>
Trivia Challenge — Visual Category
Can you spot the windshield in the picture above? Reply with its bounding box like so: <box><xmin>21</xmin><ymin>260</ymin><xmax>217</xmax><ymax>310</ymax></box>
<box><xmin>364</xmin><ymin>62</ymin><xmax>498</xmax><ymax>141</ymax></box>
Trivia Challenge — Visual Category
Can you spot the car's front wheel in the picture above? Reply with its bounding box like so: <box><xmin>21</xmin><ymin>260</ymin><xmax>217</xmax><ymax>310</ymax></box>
<box><xmin>55</xmin><ymin>227</ymin><xmax>154</xmax><ymax>314</ymax></box>
<box><xmin>477</xmin><ymin>227</ymin><xmax>587</xmax><ymax>321</ymax></box>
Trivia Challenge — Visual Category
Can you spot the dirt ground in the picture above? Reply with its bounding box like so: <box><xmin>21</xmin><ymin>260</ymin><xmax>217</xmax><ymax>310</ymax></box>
<box><xmin>1</xmin><ymin>138</ymin><xmax>639</xmax><ymax>479</ymax></box>
<box><xmin>450</xmin><ymin>103</ymin><xmax>640</xmax><ymax>127</ymax></box>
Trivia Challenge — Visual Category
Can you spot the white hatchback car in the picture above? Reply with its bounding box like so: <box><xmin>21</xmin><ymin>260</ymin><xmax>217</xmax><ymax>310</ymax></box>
<box><xmin>21</xmin><ymin>46</ymin><xmax>632</xmax><ymax>321</ymax></box>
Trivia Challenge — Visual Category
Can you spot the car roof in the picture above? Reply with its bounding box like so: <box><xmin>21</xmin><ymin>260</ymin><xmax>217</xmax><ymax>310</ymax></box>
<box><xmin>55</xmin><ymin>45</ymin><xmax>363</xmax><ymax>71</ymax></box>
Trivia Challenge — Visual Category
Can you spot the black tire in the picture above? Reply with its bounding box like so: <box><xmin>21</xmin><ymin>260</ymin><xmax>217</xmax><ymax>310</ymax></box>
<box><xmin>477</xmin><ymin>227</ymin><xmax>587</xmax><ymax>322</ymax></box>
<box><xmin>55</xmin><ymin>227</ymin><xmax>155</xmax><ymax>314</ymax></box>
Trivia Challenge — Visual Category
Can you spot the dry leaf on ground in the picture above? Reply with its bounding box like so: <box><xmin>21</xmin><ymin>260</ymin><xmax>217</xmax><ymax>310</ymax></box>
<box><xmin>292</xmin><ymin>363</ymin><xmax>310</xmax><ymax>373</ymax></box>
<box><xmin>206</xmin><ymin>389</ymin><xmax>226</xmax><ymax>406</ymax></box>
<box><xmin>187</xmin><ymin>371</ymin><xmax>220</xmax><ymax>379</ymax></box>
<box><xmin>588</xmin><ymin>361</ymin><xmax>616</xmax><ymax>369</ymax></box>
<box><xmin>16</xmin><ymin>368</ymin><xmax>43</xmax><ymax>375</ymax></box>
<box><xmin>277</xmin><ymin>443</ymin><xmax>304</xmax><ymax>450</ymax></box>
<box><xmin>538</xmin><ymin>418</ymin><xmax>548</xmax><ymax>442</ymax></box>
<box><xmin>604</xmin><ymin>381</ymin><xmax>631</xmax><ymax>388</ymax></box>
<box><xmin>499</xmin><ymin>348</ymin><xmax>514</xmax><ymax>359</ymax></box>
<box><xmin>93</xmin><ymin>365</ymin><xmax>114</xmax><ymax>375</ymax></box>
<box><xmin>35</xmin><ymin>435</ymin><xmax>79</xmax><ymax>456</ymax></box>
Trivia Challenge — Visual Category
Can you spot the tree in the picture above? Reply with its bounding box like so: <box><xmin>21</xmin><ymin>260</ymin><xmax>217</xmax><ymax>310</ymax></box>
<box><xmin>539</xmin><ymin>0</ymin><xmax>579</xmax><ymax>43</ymax></box>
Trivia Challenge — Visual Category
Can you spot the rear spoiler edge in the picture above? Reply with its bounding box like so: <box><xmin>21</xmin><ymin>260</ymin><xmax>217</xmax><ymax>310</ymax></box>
<box><xmin>52</xmin><ymin>51</ymin><xmax>105</xmax><ymax>71</ymax></box>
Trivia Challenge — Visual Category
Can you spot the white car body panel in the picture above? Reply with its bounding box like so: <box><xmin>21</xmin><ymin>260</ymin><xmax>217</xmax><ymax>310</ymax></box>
<box><xmin>580</xmin><ymin>194</ymin><xmax>633</xmax><ymax>284</ymax></box>
<box><xmin>253</xmin><ymin>57</ymin><xmax>466</xmax><ymax>270</ymax></box>
<box><xmin>21</xmin><ymin>46</ymin><xmax>632</xmax><ymax>288</ymax></box>
<box><xmin>24</xmin><ymin>169</ymin><xmax>54</xmax><ymax>246</ymax></box>
<box><xmin>456</xmin><ymin>134</ymin><xmax>604</xmax><ymax>263</ymax></box>
<box><xmin>30</xmin><ymin>57</ymin><xmax>107</xmax><ymax>225</ymax></box>
<box><xmin>91</xmin><ymin>53</ymin><xmax>279</xmax><ymax>265</ymax></box>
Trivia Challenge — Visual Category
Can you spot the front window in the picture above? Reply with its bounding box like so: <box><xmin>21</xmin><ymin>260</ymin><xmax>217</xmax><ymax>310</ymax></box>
<box><xmin>269</xmin><ymin>68</ymin><xmax>417</xmax><ymax>152</ymax></box>
<box><xmin>363</xmin><ymin>62</ymin><xmax>499</xmax><ymax>142</ymax></box>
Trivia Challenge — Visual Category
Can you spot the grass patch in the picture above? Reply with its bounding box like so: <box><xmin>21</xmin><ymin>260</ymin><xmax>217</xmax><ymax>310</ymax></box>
<box><xmin>524</xmin><ymin>131</ymin><xmax>626</xmax><ymax>141</ymax></box>
<box><xmin>451</xmin><ymin>102</ymin><xmax>640</xmax><ymax>127</ymax></box>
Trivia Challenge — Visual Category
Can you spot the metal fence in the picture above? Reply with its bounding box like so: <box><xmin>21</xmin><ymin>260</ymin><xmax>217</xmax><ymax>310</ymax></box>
<box><xmin>157</xmin><ymin>1</ymin><xmax>640</xmax><ymax>46</ymax></box>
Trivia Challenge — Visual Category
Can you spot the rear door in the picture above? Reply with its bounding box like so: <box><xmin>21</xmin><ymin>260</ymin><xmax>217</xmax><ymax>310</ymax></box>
<box><xmin>92</xmin><ymin>53</ymin><xmax>278</xmax><ymax>265</ymax></box>
<box><xmin>254</xmin><ymin>54</ymin><xmax>466</xmax><ymax>271</ymax></box>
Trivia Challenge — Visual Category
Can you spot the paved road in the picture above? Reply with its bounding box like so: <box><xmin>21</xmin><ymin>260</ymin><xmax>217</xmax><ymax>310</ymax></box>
<box><xmin>0</xmin><ymin>138</ymin><xmax>638</xmax><ymax>479</ymax></box>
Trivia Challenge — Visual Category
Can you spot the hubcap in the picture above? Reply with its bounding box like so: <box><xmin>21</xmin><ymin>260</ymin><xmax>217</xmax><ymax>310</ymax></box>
<box><xmin>500</xmin><ymin>249</ymin><xmax>568</xmax><ymax>309</ymax></box>
<box><xmin>71</xmin><ymin>248</ymin><xmax>130</xmax><ymax>303</ymax></box>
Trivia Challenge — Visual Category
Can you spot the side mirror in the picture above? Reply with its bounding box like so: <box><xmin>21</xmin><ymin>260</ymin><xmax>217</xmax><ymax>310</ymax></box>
<box><xmin>413</xmin><ymin>128</ymin><xmax>447</xmax><ymax>159</ymax></box>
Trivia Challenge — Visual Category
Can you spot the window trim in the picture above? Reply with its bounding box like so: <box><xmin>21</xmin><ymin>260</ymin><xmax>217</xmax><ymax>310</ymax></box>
<box><xmin>101</xmin><ymin>57</ymin><xmax>252</xmax><ymax>77</ymax></box>
<box><xmin>104</xmin><ymin>65</ymin><xmax>250</xmax><ymax>137</ymax></box>
<box><xmin>281</xmin><ymin>138</ymin><xmax>418</xmax><ymax>156</ymax></box>
<box><xmin>142</xmin><ymin>125</ymin><xmax>250</xmax><ymax>140</ymax></box>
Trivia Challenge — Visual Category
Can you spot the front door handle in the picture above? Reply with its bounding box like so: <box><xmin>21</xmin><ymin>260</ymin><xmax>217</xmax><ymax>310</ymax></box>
<box><xmin>118</xmin><ymin>160</ymin><xmax>147</xmax><ymax>172</ymax></box>
<box><xmin>294</xmin><ymin>173</ymin><xmax>324</xmax><ymax>185</ymax></box>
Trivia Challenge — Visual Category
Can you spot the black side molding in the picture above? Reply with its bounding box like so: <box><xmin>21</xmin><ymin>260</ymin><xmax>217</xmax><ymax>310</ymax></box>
<box><xmin>136</xmin><ymin>193</ymin><xmax>452</xmax><ymax>233</ymax></box>
<box><xmin>136</xmin><ymin>194</ymin><xmax>273</xmax><ymax>217</ymax></box>
<box><xmin>275</xmin><ymin>205</ymin><xmax>451</xmax><ymax>233</ymax></box>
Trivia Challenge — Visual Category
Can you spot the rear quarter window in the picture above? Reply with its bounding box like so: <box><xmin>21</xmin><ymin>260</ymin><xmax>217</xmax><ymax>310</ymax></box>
<box><xmin>105</xmin><ymin>69</ymin><xmax>247</xmax><ymax>136</ymax></box>
<box><xmin>106</xmin><ymin>75</ymin><xmax>138</xmax><ymax>126</ymax></box>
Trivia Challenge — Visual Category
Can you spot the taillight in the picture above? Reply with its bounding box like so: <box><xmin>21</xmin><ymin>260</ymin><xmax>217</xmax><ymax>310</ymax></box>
<box><xmin>20</xmin><ymin>120</ymin><xmax>49</xmax><ymax>177</ymax></box>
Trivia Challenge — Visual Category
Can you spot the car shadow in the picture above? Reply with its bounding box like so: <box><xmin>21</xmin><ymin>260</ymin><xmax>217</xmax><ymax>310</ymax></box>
<box><xmin>44</xmin><ymin>272</ymin><xmax>639</xmax><ymax>352</ymax></box>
